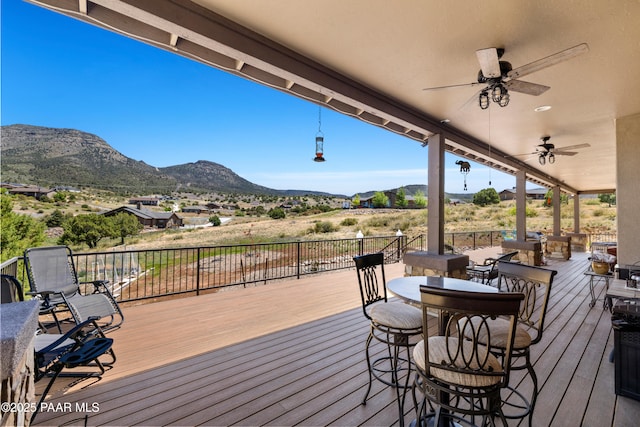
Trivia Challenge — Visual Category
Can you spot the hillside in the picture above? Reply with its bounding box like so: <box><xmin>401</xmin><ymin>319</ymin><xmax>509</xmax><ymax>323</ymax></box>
<box><xmin>0</xmin><ymin>124</ymin><xmax>339</xmax><ymax>196</ymax></box>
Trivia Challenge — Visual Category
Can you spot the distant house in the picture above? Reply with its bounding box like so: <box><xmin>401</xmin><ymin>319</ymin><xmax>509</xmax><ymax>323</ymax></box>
<box><xmin>7</xmin><ymin>185</ymin><xmax>55</xmax><ymax>200</ymax></box>
<box><xmin>182</xmin><ymin>205</ymin><xmax>210</xmax><ymax>214</ymax></box>
<box><xmin>358</xmin><ymin>191</ymin><xmax>421</xmax><ymax>209</ymax></box>
<box><xmin>102</xmin><ymin>206</ymin><xmax>183</xmax><ymax>229</ymax></box>
<box><xmin>128</xmin><ymin>197</ymin><xmax>160</xmax><ymax>206</ymax></box>
<box><xmin>206</xmin><ymin>202</ymin><xmax>237</xmax><ymax>211</ymax></box>
<box><xmin>499</xmin><ymin>187</ymin><xmax>548</xmax><ymax>201</ymax></box>
<box><xmin>52</xmin><ymin>185</ymin><xmax>80</xmax><ymax>193</ymax></box>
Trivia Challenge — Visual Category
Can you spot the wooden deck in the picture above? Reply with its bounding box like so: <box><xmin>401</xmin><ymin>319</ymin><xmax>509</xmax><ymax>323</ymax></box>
<box><xmin>34</xmin><ymin>252</ymin><xmax>640</xmax><ymax>426</ymax></box>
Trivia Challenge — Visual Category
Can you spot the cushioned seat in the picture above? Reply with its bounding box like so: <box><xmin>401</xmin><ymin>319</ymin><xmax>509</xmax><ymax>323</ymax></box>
<box><xmin>354</xmin><ymin>253</ymin><xmax>423</xmax><ymax>427</ymax></box>
<box><xmin>370</xmin><ymin>301</ymin><xmax>423</xmax><ymax>330</ymax></box>
<box><xmin>411</xmin><ymin>286</ymin><xmax>523</xmax><ymax>427</ymax></box>
<box><xmin>488</xmin><ymin>261</ymin><xmax>557</xmax><ymax>427</ymax></box>
<box><xmin>414</xmin><ymin>336</ymin><xmax>503</xmax><ymax>388</ymax></box>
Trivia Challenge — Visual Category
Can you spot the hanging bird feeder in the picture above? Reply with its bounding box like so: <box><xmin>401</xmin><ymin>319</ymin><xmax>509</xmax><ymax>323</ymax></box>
<box><xmin>313</xmin><ymin>106</ymin><xmax>326</xmax><ymax>162</ymax></box>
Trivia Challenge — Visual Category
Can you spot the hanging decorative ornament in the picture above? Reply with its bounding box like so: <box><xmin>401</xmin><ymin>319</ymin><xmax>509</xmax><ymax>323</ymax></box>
<box><xmin>455</xmin><ymin>160</ymin><xmax>471</xmax><ymax>191</ymax></box>
<box><xmin>313</xmin><ymin>106</ymin><xmax>326</xmax><ymax>162</ymax></box>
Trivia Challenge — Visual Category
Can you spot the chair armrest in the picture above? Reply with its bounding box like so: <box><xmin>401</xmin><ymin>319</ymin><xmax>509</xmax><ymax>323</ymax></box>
<box><xmin>80</xmin><ymin>279</ymin><xmax>111</xmax><ymax>294</ymax></box>
<box><xmin>35</xmin><ymin>319</ymin><xmax>102</xmax><ymax>354</ymax></box>
<box><xmin>26</xmin><ymin>290</ymin><xmax>56</xmax><ymax>297</ymax></box>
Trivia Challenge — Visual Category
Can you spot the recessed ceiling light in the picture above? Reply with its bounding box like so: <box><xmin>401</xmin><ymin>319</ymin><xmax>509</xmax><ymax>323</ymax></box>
<box><xmin>534</xmin><ymin>105</ymin><xmax>552</xmax><ymax>112</ymax></box>
<box><xmin>440</xmin><ymin>119</ymin><xmax>451</xmax><ymax>124</ymax></box>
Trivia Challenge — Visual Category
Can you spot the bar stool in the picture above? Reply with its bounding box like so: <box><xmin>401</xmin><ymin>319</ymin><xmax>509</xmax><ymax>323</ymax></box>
<box><xmin>353</xmin><ymin>253</ymin><xmax>423</xmax><ymax>426</ymax></box>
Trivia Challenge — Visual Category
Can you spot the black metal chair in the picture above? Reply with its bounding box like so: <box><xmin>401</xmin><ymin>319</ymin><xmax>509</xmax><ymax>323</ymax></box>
<box><xmin>412</xmin><ymin>286</ymin><xmax>524</xmax><ymax>427</ymax></box>
<box><xmin>24</xmin><ymin>245</ymin><xmax>123</xmax><ymax>333</ymax></box>
<box><xmin>481</xmin><ymin>261</ymin><xmax>557</xmax><ymax>426</ymax></box>
<box><xmin>468</xmin><ymin>251</ymin><xmax>520</xmax><ymax>285</ymax></box>
<box><xmin>353</xmin><ymin>253</ymin><xmax>423</xmax><ymax>426</ymax></box>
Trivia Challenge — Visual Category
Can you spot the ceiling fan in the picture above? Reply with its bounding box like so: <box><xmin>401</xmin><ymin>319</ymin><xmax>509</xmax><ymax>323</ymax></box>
<box><xmin>423</xmin><ymin>43</ymin><xmax>589</xmax><ymax>109</ymax></box>
<box><xmin>524</xmin><ymin>136</ymin><xmax>591</xmax><ymax>165</ymax></box>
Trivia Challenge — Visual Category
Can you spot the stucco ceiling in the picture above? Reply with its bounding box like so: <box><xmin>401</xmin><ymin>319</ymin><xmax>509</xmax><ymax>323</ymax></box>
<box><xmin>29</xmin><ymin>0</ymin><xmax>640</xmax><ymax>193</ymax></box>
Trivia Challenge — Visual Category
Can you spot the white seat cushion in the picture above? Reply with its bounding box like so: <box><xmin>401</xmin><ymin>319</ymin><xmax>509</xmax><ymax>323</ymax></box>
<box><xmin>413</xmin><ymin>337</ymin><xmax>503</xmax><ymax>387</ymax></box>
<box><xmin>370</xmin><ymin>301</ymin><xmax>422</xmax><ymax>330</ymax></box>
<box><xmin>459</xmin><ymin>317</ymin><xmax>532</xmax><ymax>350</ymax></box>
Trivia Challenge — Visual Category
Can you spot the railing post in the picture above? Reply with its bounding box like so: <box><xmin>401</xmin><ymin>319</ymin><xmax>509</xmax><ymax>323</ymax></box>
<box><xmin>196</xmin><ymin>247</ymin><xmax>201</xmax><ymax>296</ymax></box>
<box><xmin>296</xmin><ymin>241</ymin><xmax>301</xmax><ymax>279</ymax></box>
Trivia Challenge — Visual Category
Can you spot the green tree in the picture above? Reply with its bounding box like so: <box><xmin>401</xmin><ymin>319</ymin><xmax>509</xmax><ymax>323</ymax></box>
<box><xmin>53</xmin><ymin>191</ymin><xmax>68</xmax><ymax>203</ymax></box>
<box><xmin>472</xmin><ymin>188</ymin><xmax>500</xmax><ymax>207</ymax></box>
<box><xmin>59</xmin><ymin>213</ymin><xmax>114</xmax><ymax>248</ymax></box>
<box><xmin>0</xmin><ymin>195</ymin><xmax>46</xmax><ymax>262</ymax></box>
<box><xmin>396</xmin><ymin>187</ymin><xmax>408</xmax><ymax>208</ymax></box>
<box><xmin>414</xmin><ymin>190</ymin><xmax>427</xmax><ymax>208</ymax></box>
<box><xmin>352</xmin><ymin>194</ymin><xmax>361</xmax><ymax>208</ymax></box>
<box><xmin>209</xmin><ymin>214</ymin><xmax>222</xmax><ymax>226</ymax></box>
<box><xmin>598</xmin><ymin>193</ymin><xmax>616</xmax><ymax>206</ymax></box>
<box><xmin>45</xmin><ymin>209</ymin><xmax>71</xmax><ymax>227</ymax></box>
<box><xmin>268</xmin><ymin>207</ymin><xmax>286</xmax><ymax>219</ymax></box>
<box><xmin>110</xmin><ymin>212</ymin><xmax>143</xmax><ymax>244</ymax></box>
<box><xmin>372</xmin><ymin>191</ymin><xmax>389</xmax><ymax>208</ymax></box>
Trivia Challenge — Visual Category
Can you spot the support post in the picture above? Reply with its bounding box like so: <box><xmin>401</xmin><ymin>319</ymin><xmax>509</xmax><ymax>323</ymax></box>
<box><xmin>427</xmin><ymin>133</ymin><xmax>445</xmax><ymax>254</ymax></box>
<box><xmin>553</xmin><ymin>185</ymin><xmax>561</xmax><ymax>236</ymax></box>
<box><xmin>516</xmin><ymin>170</ymin><xmax>526</xmax><ymax>241</ymax></box>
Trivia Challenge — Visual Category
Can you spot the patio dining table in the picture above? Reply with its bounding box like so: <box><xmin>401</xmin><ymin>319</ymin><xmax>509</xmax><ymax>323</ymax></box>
<box><xmin>388</xmin><ymin>275</ymin><xmax>498</xmax><ymax>305</ymax></box>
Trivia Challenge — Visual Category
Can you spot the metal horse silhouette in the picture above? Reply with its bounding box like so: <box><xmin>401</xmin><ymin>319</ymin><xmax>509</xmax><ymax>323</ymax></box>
<box><xmin>455</xmin><ymin>160</ymin><xmax>471</xmax><ymax>190</ymax></box>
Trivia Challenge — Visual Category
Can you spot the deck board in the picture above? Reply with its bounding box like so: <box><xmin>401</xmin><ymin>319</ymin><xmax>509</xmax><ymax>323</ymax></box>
<box><xmin>32</xmin><ymin>254</ymin><xmax>640</xmax><ymax>427</ymax></box>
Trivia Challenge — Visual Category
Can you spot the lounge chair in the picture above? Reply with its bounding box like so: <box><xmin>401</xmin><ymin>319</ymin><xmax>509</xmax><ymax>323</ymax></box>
<box><xmin>24</xmin><ymin>246</ymin><xmax>124</xmax><ymax>333</ymax></box>
<box><xmin>1</xmin><ymin>274</ymin><xmax>115</xmax><ymax>423</ymax></box>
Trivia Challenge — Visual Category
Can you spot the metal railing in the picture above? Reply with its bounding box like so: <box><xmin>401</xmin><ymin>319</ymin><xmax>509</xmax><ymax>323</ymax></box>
<box><xmin>2</xmin><ymin>230</ymin><xmax>615</xmax><ymax>304</ymax></box>
<box><xmin>1</xmin><ymin>235</ymin><xmax>426</xmax><ymax>304</ymax></box>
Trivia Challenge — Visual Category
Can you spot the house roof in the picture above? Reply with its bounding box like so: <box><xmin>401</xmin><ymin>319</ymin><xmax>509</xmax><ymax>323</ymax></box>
<box><xmin>103</xmin><ymin>206</ymin><xmax>180</xmax><ymax>220</ymax></box>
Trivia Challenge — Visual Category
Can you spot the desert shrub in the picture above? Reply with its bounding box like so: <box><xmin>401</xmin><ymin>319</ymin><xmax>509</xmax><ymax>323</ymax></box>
<box><xmin>313</xmin><ymin>221</ymin><xmax>338</xmax><ymax>233</ymax></box>
<box><xmin>592</xmin><ymin>209</ymin><xmax>605</xmax><ymax>217</ymax></box>
<box><xmin>268</xmin><ymin>207</ymin><xmax>286</xmax><ymax>219</ymax></box>
<box><xmin>209</xmin><ymin>215</ymin><xmax>222</xmax><ymax>226</ymax></box>
<box><xmin>340</xmin><ymin>218</ymin><xmax>358</xmax><ymax>226</ymax></box>
<box><xmin>508</xmin><ymin>206</ymin><xmax>538</xmax><ymax>218</ymax></box>
<box><xmin>365</xmin><ymin>216</ymin><xmax>393</xmax><ymax>228</ymax></box>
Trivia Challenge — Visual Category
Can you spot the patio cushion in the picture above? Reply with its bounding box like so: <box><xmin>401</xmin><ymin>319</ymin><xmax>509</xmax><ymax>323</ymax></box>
<box><xmin>413</xmin><ymin>336</ymin><xmax>503</xmax><ymax>387</ymax></box>
<box><xmin>459</xmin><ymin>317</ymin><xmax>532</xmax><ymax>349</ymax></box>
<box><xmin>370</xmin><ymin>301</ymin><xmax>422</xmax><ymax>330</ymax></box>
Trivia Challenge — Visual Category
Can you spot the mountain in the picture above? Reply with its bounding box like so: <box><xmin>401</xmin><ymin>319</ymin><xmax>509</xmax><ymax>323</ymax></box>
<box><xmin>0</xmin><ymin>124</ymin><xmax>341</xmax><ymax>196</ymax></box>
<box><xmin>160</xmin><ymin>161</ymin><xmax>273</xmax><ymax>194</ymax></box>
<box><xmin>1</xmin><ymin>124</ymin><xmax>178</xmax><ymax>193</ymax></box>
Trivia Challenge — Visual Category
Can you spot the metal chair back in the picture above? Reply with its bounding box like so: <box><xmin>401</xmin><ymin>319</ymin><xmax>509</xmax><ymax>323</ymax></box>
<box><xmin>353</xmin><ymin>252</ymin><xmax>388</xmax><ymax>320</ymax></box>
<box><xmin>497</xmin><ymin>261</ymin><xmax>557</xmax><ymax>344</ymax></box>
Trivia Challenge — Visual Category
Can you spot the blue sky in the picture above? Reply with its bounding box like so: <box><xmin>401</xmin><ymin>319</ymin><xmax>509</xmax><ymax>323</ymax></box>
<box><xmin>1</xmin><ymin>0</ymin><xmax>516</xmax><ymax>196</ymax></box>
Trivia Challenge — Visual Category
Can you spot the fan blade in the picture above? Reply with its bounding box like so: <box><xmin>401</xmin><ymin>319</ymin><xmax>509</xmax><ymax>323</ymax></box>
<box><xmin>553</xmin><ymin>143</ymin><xmax>591</xmax><ymax>151</ymax></box>
<box><xmin>507</xmin><ymin>43</ymin><xmax>589</xmax><ymax>80</ymax></box>
<box><xmin>423</xmin><ymin>82</ymin><xmax>482</xmax><ymax>91</ymax></box>
<box><xmin>476</xmin><ymin>47</ymin><xmax>501</xmax><ymax>78</ymax></box>
<box><xmin>552</xmin><ymin>151</ymin><xmax>578</xmax><ymax>156</ymax></box>
<box><xmin>505</xmin><ymin>79</ymin><xmax>550</xmax><ymax>96</ymax></box>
